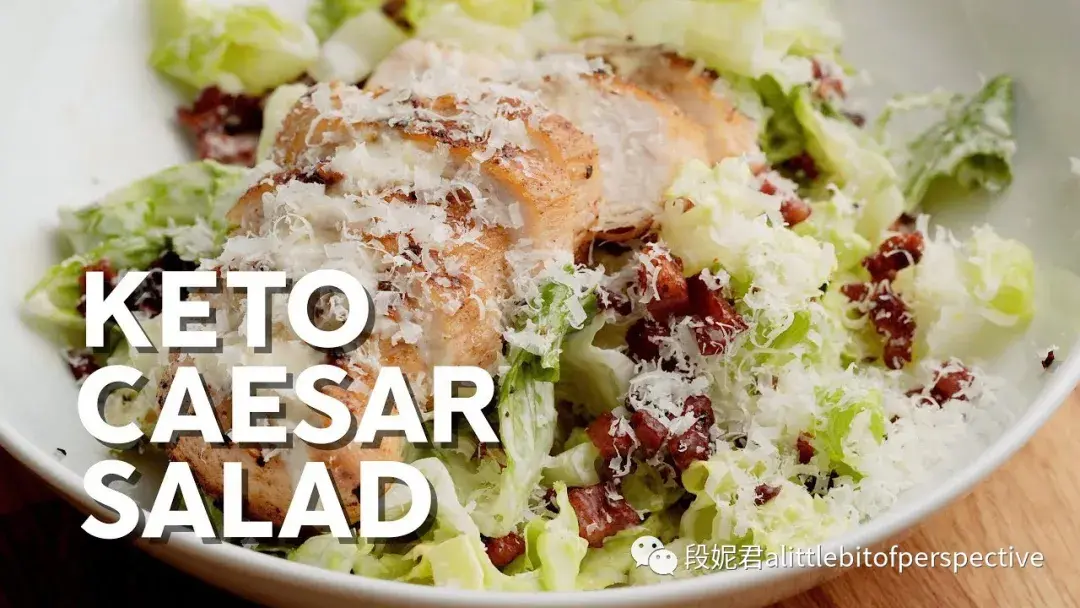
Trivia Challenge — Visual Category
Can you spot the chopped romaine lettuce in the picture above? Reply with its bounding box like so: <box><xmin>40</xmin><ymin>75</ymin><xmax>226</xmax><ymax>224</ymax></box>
<box><xmin>542</xmin><ymin>441</ymin><xmax>601</xmax><ymax>487</ymax></box>
<box><xmin>812</xmin><ymin>386</ymin><xmax>886</xmax><ymax>481</ymax></box>
<box><xmin>307</xmin><ymin>9</ymin><xmax>410</xmax><ymax>86</ymax></box>
<box><xmin>290</xmin><ymin>534</ymin><xmax>359</xmax><ymax>573</ymax></box>
<box><xmin>470</xmin><ymin>279</ymin><xmax>594</xmax><ymax>537</ymax></box>
<box><xmin>899</xmin><ymin>75</ymin><xmax>1016</xmax><ymax>207</ymax></box>
<box><xmin>793</xmin><ymin>188</ymin><xmax>873</xmax><ymax>272</ymax></box>
<box><xmin>59</xmin><ymin>160</ymin><xmax>246</xmax><ymax>256</ymax></box>
<box><xmin>306</xmin><ymin>0</ymin><xmax>384</xmax><ymax>40</ymax></box>
<box><xmin>756</xmin><ymin>74</ymin><xmax>806</xmax><ymax>164</ymax></box>
<box><xmin>404</xmin><ymin>0</ymin><xmax>536</xmax><ymax>28</ymax></box>
<box><xmin>556</xmin><ymin>316</ymin><xmax>635</xmax><ymax>414</ymax></box>
<box><xmin>576</xmin><ymin>513</ymin><xmax>674</xmax><ymax>590</ymax></box>
<box><xmin>661</xmin><ymin>157</ymin><xmax>836</xmax><ymax>332</ymax></box>
<box><xmin>149</xmin><ymin>0</ymin><xmax>319</xmax><ymax>97</ymax></box>
<box><xmin>792</xmin><ymin>88</ymin><xmax>906</xmax><ymax>242</ymax></box>
<box><xmin>23</xmin><ymin>161</ymin><xmax>246</xmax><ymax>351</ymax></box>
<box><xmin>894</xmin><ymin>223</ymin><xmax>1036</xmax><ymax>361</ymax></box>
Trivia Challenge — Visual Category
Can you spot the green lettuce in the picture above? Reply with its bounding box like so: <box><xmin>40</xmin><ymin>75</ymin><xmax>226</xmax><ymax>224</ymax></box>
<box><xmin>542</xmin><ymin>441</ymin><xmax>601</xmax><ymax>487</ymax></box>
<box><xmin>470</xmin><ymin>279</ymin><xmax>595</xmax><ymax>537</ymax></box>
<box><xmin>307</xmin><ymin>0</ymin><xmax>384</xmax><ymax>40</ymax></box>
<box><xmin>23</xmin><ymin>161</ymin><xmax>246</xmax><ymax>350</ymax></box>
<box><xmin>899</xmin><ymin>75</ymin><xmax>1016</xmax><ymax>207</ymax></box>
<box><xmin>149</xmin><ymin>0</ymin><xmax>319</xmax><ymax>97</ymax></box>
<box><xmin>812</xmin><ymin>386</ymin><xmax>886</xmax><ymax>481</ymax></box>
<box><xmin>556</xmin><ymin>316</ymin><xmax>635</xmax><ymax>414</ymax></box>
<box><xmin>792</xmin><ymin>88</ymin><xmax>906</xmax><ymax>242</ymax></box>
<box><xmin>307</xmin><ymin>9</ymin><xmax>410</xmax><ymax>85</ymax></box>
<box><xmin>404</xmin><ymin>0</ymin><xmax>536</xmax><ymax>28</ymax></box>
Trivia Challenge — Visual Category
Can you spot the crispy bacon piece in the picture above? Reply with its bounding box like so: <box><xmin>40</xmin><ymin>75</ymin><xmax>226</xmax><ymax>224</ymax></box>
<box><xmin>667</xmin><ymin>426</ymin><xmax>711</xmax><ymax>472</ymax></box>
<box><xmin>863</xmin><ymin>232</ymin><xmax>925</xmax><ymax>283</ymax></box>
<box><xmin>686</xmin><ymin>273</ymin><xmax>747</xmax><ymax>357</ymax></box>
<box><xmin>127</xmin><ymin>252</ymin><xmax>200</xmax><ymax>317</ymax></box>
<box><xmin>796</xmin><ymin>432</ymin><xmax>816</xmax><ymax>465</ymax></box>
<box><xmin>65</xmin><ymin>349</ymin><xmax>100</xmax><ymax>382</ymax></box>
<box><xmin>484</xmin><ymin>533</ymin><xmax>526</xmax><ymax>569</ymax></box>
<box><xmin>929</xmin><ymin>366</ymin><xmax>974</xmax><ymax>405</ymax></box>
<box><xmin>868</xmin><ymin>281</ymin><xmax>916</xmax><ymax>370</ymax></box>
<box><xmin>638</xmin><ymin>244</ymin><xmax>691</xmax><ymax>321</ymax></box>
<box><xmin>625</xmin><ymin>318</ymin><xmax>669</xmax><ymax>362</ymax></box>
<box><xmin>682</xmin><ymin>395</ymin><xmax>715</xmax><ymax>428</ymax></box>
<box><xmin>840</xmin><ymin>282</ymin><xmax>870</xmax><ymax>303</ymax></box>
<box><xmin>586</xmin><ymin>412</ymin><xmax>634</xmax><ymax>461</ymax></box>
<box><xmin>566</xmin><ymin>485</ymin><xmax>642</xmax><ymax>548</ymax></box>
<box><xmin>889</xmin><ymin>213</ymin><xmax>918</xmax><ymax>234</ymax></box>
<box><xmin>811</xmin><ymin>59</ymin><xmax>847</xmax><ymax>100</ymax></box>
<box><xmin>779</xmin><ymin>152</ymin><xmax>820</xmax><ymax>182</ymax></box>
<box><xmin>754</xmin><ymin>483</ymin><xmax>782</xmax><ymax>506</ymax></box>
<box><xmin>629</xmin><ymin>410</ymin><xmax>668</xmax><ymax>459</ymax></box>
<box><xmin>760</xmin><ymin>180</ymin><xmax>813</xmax><ymax>227</ymax></box>
<box><xmin>75</xmin><ymin>260</ymin><xmax>117</xmax><ymax>317</ymax></box>
<box><xmin>177</xmin><ymin>86</ymin><xmax>265</xmax><ymax>167</ymax></box>
<box><xmin>1042</xmin><ymin>350</ymin><xmax>1056</xmax><ymax>370</ymax></box>
<box><xmin>779</xmin><ymin>198</ymin><xmax>813</xmax><ymax>227</ymax></box>
<box><xmin>596</xmin><ymin>286</ymin><xmax>633</xmax><ymax>317</ymax></box>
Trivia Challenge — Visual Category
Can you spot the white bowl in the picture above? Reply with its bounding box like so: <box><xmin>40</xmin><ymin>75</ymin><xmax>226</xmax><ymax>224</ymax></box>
<box><xmin>2</xmin><ymin>1</ymin><xmax>1079</xmax><ymax>606</ymax></box>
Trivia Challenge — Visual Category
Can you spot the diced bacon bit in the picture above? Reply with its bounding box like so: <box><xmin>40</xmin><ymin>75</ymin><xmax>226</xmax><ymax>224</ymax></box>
<box><xmin>625</xmin><ymin>318</ymin><xmax>669</xmax><ymax>362</ymax></box>
<box><xmin>667</xmin><ymin>394</ymin><xmax>715</xmax><ymax>472</ymax></box>
<box><xmin>177</xmin><ymin>86</ymin><xmax>265</xmax><ymax>167</ymax></box>
<box><xmin>630</xmin><ymin>410</ymin><xmax>668</xmax><ymax>459</ymax></box>
<box><xmin>686</xmin><ymin>273</ymin><xmax>748</xmax><ymax>357</ymax></box>
<box><xmin>796</xmin><ymin>432</ymin><xmax>816</xmax><ymax>465</ymax></box>
<box><xmin>754</xmin><ymin>483</ymin><xmax>782</xmax><ymax>506</ymax></box>
<box><xmin>682</xmin><ymin>394</ymin><xmax>716</xmax><ymax>428</ymax></box>
<box><xmin>779</xmin><ymin>152</ymin><xmax>820</xmax><ymax>183</ymax></box>
<box><xmin>483</xmin><ymin>533</ymin><xmax>526</xmax><ymax>569</ymax></box>
<box><xmin>586</xmin><ymin>412</ymin><xmax>634</xmax><ymax>461</ymax></box>
<box><xmin>638</xmin><ymin>244</ymin><xmax>691</xmax><ymax>321</ymax></box>
<box><xmin>811</xmin><ymin>59</ymin><xmax>846</xmax><ymax>100</ymax></box>
<box><xmin>667</xmin><ymin>426</ymin><xmax>711</xmax><ymax>472</ymax></box>
<box><xmin>1042</xmin><ymin>350</ymin><xmax>1056</xmax><ymax>369</ymax></box>
<box><xmin>65</xmin><ymin>349</ymin><xmax>100</xmax><ymax>382</ymax></box>
<box><xmin>840</xmin><ymin>282</ymin><xmax>869</xmax><ymax>302</ymax></box>
<box><xmin>863</xmin><ymin>232</ymin><xmax>925</xmax><ymax>283</ymax></box>
<box><xmin>929</xmin><ymin>366</ymin><xmax>974</xmax><ymax>405</ymax></box>
<box><xmin>75</xmin><ymin>260</ymin><xmax>117</xmax><ymax>317</ymax></box>
<box><xmin>779</xmin><ymin>198</ymin><xmax>813</xmax><ymax>227</ymax></box>
<box><xmin>889</xmin><ymin>213</ymin><xmax>918</xmax><ymax>234</ymax></box>
<box><xmin>566</xmin><ymin>484</ymin><xmax>642</xmax><ymax>548</ymax></box>
<box><xmin>868</xmin><ymin>281</ymin><xmax>916</xmax><ymax>370</ymax></box>
<box><xmin>760</xmin><ymin>180</ymin><xmax>813</xmax><ymax>227</ymax></box>
<box><xmin>842</xmin><ymin>111</ymin><xmax>867</xmax><ymax>128</ymax></box>
<box><xmin>128</xmin><ymin>252</ymin><xmax>200</xmax><ymax>318</ymax></box>
<box><xmin>596</xmin><ymin>286</ymin><xmax>633</xmax><ymax>317</ymax></box>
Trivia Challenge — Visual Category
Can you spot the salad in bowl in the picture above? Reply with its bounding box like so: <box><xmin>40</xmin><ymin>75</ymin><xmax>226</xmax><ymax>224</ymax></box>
<box><xmin>18</xmin><ymin>0</ymin><xmax>1062</xmax><ymax>593</ymax></box>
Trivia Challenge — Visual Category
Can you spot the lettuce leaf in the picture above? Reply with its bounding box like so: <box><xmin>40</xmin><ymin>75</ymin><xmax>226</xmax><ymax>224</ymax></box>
<box><xmin>307</xmin><ymin>9</ymin><xmax>410</xmax><ymax>85</ymax></box>
<box><xmin>307</xmin><ymin>0</ymin><xmax>384</xmax><ymax>40</ymax></box>
<box><xmin>149</xmin><ymin>0</ymin><xmax>319</xmax><ymax>97</ymax></box>
<box><xmin>900</xmin><ymin>75</ymin><xmax>1016</xmax><ymax>207</ymax></box>
<box><xmin>404</xmin><ymin>0</ymin><xmax>536</xmax><ymax>28</ymax></box>
<box><xmin>470</xmin><ymin>279</ymin><xmax>595</xmax><ymax>537</ymax></box>
<box><xmin>556</xmin><ymin>316</ymin><xmax>635</xmax><ymax>414</ymax></box>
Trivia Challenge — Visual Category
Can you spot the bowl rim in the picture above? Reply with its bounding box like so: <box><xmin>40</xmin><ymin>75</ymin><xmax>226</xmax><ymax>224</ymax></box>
<box><xmin>2</xmin><ymin>0</ymin><xmax>1079</xmax><ymax>604</ymax></box>
<box><xmin>3</xmin><ymin>347</ymin><xmax>1076</xmax><ymax>607</ymax></box>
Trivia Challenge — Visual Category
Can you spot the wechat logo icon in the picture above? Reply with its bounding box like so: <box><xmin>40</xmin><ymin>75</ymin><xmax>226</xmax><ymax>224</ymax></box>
<box><xmin>632</xmin><ymin>536</ymin><xmax>678</xmax><ymax>576</ymax></box>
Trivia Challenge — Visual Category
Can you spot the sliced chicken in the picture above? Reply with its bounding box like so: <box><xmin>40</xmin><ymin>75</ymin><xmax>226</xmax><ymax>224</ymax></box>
<box><xmin>163</xmin><ymin>81</ymin><xmax>601</xmax><ymax>527</ymax></box>
<box><xmin>583</xmin><ymin>44</ymin><xmax>761</xmax><ymax>164</ymax></box>
<box><xmin>368</xmin><ymin>39</ymin><xmax>711</xmax><ymax>241</ymax></box>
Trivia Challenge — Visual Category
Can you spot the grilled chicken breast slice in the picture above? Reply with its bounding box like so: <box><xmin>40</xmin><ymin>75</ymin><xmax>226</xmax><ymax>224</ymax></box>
<box><xmin>367</xmin><ymin>39</ymin><xmax>712</xmax><ymax>241</ymax></box>
<box><xmin>587</xmin><ymin>45</ymin><xmax>761</xmax><ymax>164</ymax></box>
<box><xmin>163</xmin><ymin>82</ymin><xmax>601</xmax><ymax>527</ymax></box>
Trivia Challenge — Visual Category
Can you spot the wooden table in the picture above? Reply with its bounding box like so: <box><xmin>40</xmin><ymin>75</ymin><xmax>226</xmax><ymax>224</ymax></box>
<box><xmin>2</xmin><ymin>394</ymin><xmax>1078</xmax><ymax>607</ymax></box>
